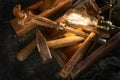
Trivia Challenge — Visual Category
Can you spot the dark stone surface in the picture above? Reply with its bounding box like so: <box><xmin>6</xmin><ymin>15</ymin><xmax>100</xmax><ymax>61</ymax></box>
<box><xmin>0</xmin><ymin>0</ymin><xmax>120</xmax><ymax>80</ymax></box>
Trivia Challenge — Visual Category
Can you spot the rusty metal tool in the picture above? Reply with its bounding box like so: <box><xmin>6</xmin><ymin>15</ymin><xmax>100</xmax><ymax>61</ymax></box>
<box><xmin>59</xmin><ymin>32</ymin><xmax>96</xmax><ymax>79</ymax></box>
<box><xmin>36</xmin><ymin>29</ymin><xmax>52</xmax><ymax>63</ymax></box>
<box><xmin>17</xmin><ymin>32</ymin><xmax>85</xmax><ymax>62</ymax></box>
<box><xmin>69</xmin><ymin>31</ymin><xmax>120</xmax><ymax>79</ymax></box>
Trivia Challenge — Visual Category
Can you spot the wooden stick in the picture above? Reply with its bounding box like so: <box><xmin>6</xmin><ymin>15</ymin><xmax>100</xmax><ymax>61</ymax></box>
<box><xmin>59</xmin><ymin>32</ymin><xmax>96</xmax><ymax>79</ymax></box>
<box><xmin>47</xmin><ymin>36</ymin><xmax>85</xmax><ymax>49</ymax></box>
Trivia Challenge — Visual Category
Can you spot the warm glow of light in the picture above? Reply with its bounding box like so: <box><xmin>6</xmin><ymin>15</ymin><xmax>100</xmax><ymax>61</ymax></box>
<box><xmin>66</xmin><ymin>13</ymin><xmax>97</xmax><ymax>26</ymax></box>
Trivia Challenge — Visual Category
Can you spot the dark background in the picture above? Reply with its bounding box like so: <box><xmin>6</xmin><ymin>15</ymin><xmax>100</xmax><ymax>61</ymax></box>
<box><xmin>0</xmin><ymin>0</ymin><xmax>120</xmax><ymax>80</ymax></box>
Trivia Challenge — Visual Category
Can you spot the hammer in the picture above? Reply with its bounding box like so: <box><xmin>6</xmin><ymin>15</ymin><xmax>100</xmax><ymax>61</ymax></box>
<box><xmin>36</xmin><ymin>29</ymin><xmax>84</xmax><ymax>63</ymax></box>
<box><xmin>17</xmin><ymin>30</ymin><xmax>85</xmax><ymax>62</ymax></box>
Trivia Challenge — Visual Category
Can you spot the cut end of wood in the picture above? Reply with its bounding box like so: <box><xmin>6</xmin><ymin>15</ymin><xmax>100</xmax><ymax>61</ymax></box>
<box><xmin>16</xmin><ymin>53</ymin><xmax>26</xmax><ymax>62</ymax></box>
<box><xmin>59</xmin><ymin>69</ymin><xmax>69</xmax><ymax>79</ymax></box>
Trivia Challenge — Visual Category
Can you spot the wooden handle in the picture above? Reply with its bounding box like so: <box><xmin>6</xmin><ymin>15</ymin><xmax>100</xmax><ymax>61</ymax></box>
<box><xmin>16</xmin><ymin>39</ymin><xmax>36</xmax><ymax>61</ymax></box>
<box><xmin>59</xmin><ymin>32</ymin><xmax>96</xmax><ymax>78</ymax></box>
<box><xmin>47</xmin><ymin>36</ymin><xmax>85</xmax><ymax>49</ymax></box>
